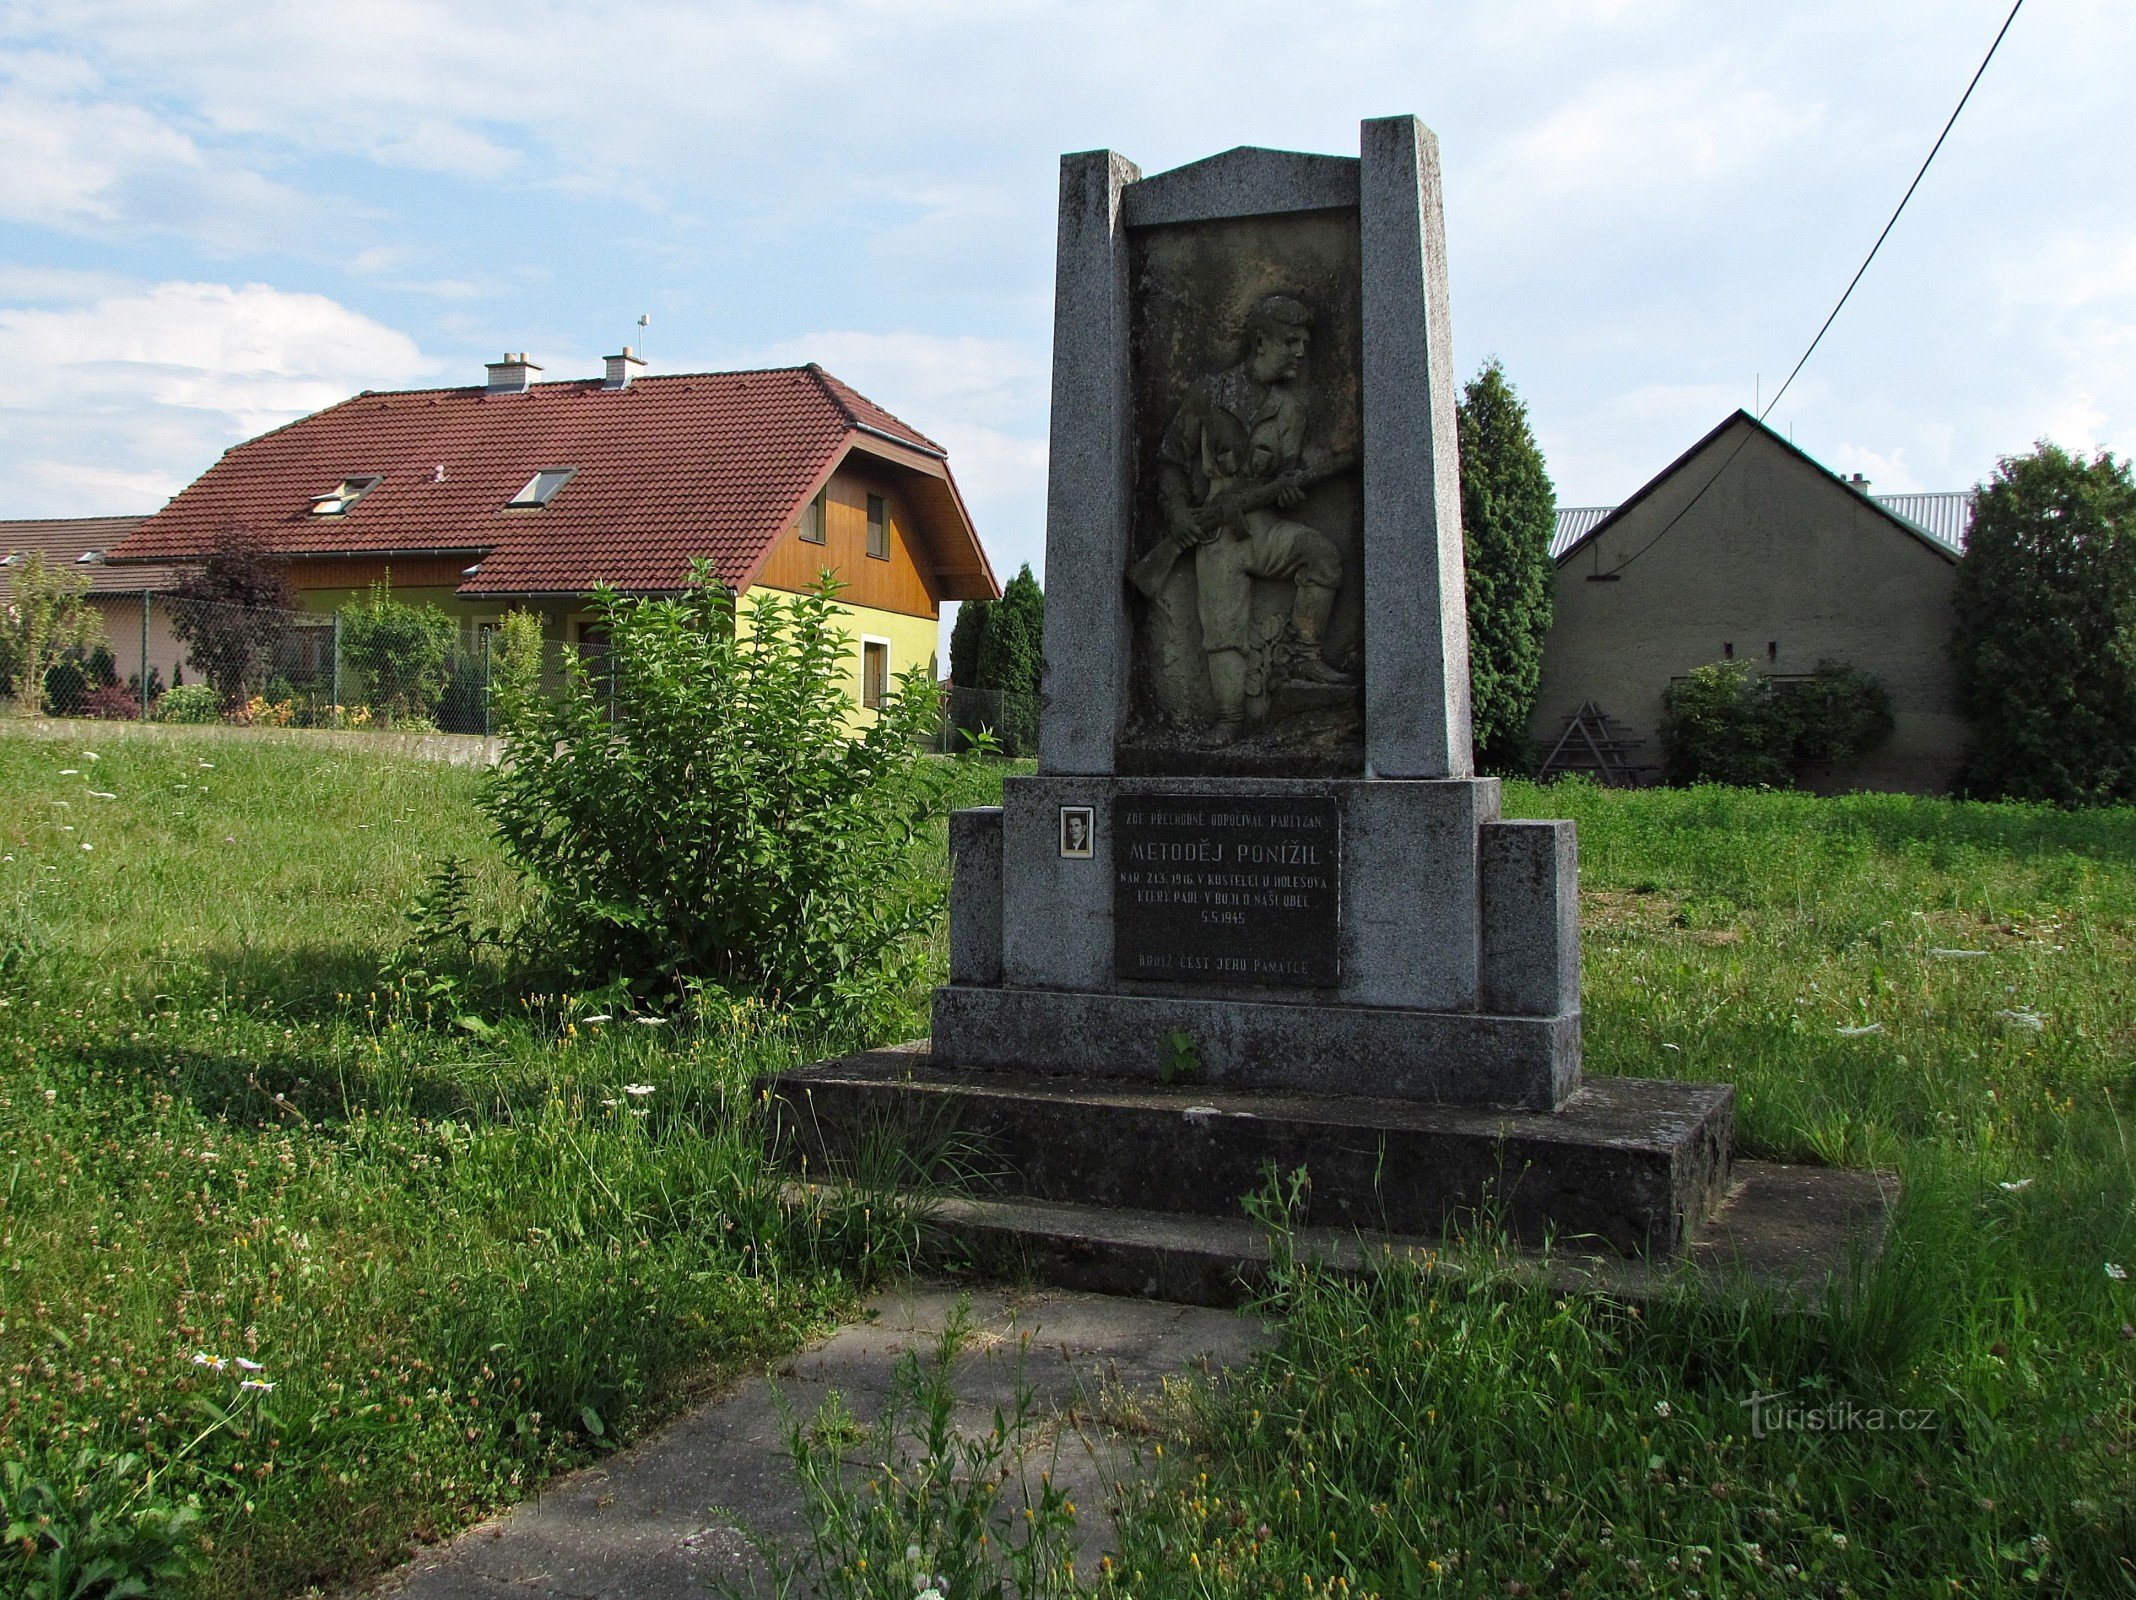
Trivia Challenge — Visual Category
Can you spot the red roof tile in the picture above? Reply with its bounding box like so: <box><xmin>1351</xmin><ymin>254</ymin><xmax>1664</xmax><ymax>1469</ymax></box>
<box><xmin>1</xmin><ymin>516</ymin><xmax>192</xmax><ymax>596</ymax></box>
<box><xmin>107</xmin><ymin>365</ymin><xmax>993</xmax><ymax>601</ymax></box>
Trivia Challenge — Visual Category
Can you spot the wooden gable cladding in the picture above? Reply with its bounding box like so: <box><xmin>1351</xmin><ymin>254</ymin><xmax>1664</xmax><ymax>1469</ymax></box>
<box><xmin>751</xmin><ymin>459</ymin><xmax>939</xmax><ymax>619</ymax></box>
<box><xmin>287</xmin><ymin>555</ymin><xmax>477</xmax><ymax>592</ymax></box>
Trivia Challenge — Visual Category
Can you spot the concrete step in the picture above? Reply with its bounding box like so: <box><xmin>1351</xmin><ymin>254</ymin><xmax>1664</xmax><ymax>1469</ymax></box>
<box><xmin>767</xmin><ymin>1044</ymin><xmax>1735</xmax><ymax>1256</ymax></box>
<box><xmin>866</xmin><ymin>1159</ymin><xmax>1892</xmax><ymax>1309</ymax></box>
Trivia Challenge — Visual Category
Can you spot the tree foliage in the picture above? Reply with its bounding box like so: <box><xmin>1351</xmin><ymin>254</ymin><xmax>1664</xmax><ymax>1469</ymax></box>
<box><xmin>1660</xmin><ymin>658</ymin><xmax>1893</xmax><ymax>788</ymax></box>
<box><xmin>482</xmin><ymin>566</ymin><xmax>958</xmax><ymax>1032</ymax></box>
<box><xmin>948</xmin><ymin>563</ymin><xmax>1043</xmax><ymax>756</ymax></box>
<box><xmin>1952</xmin><ymin>443</ymin><xmax>2136</xmax><ymax>806</ymax></box>
<box><xmin>340</xmin><ymin>577</ymin><xmax>458</xmax><ymax>724</ymax></box>
<box><xmin>166</xmin><ymin>527</ymin><xmax>297</xmax><ymax>711</ymax></box>
<box><xmin>0</xmin><ymin>550</ymin><xmax>102</xmax><ymax>715</ymax></box>
<box><xmin>948</xmin><ymin>597</ymin><xmax>988</xmax><ymax>689</ymax></box>
<box><xmin>1457</xmin><ymin>359</ymin><xmax>1557</xmax><ymax>770</ymax></box>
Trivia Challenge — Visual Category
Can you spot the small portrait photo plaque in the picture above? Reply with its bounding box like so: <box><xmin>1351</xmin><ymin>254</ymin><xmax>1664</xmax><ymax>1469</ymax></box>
<box><xmin>1058</xmin><ymin>805</ymin><xmax>1096</xmax><ymax>859</ymax></box>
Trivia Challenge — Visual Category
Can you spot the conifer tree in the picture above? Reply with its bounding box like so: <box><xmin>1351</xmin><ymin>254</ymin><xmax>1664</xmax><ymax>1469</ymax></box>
<box><xmin>1457</xmin><ymin>360</ymin><xmax>1556</xmax><ymax>769</ymax></box>
<box><xmin>974</xmin><ymin>564</ymin><xmax>1044</xmax><ymax>756</ymax></box>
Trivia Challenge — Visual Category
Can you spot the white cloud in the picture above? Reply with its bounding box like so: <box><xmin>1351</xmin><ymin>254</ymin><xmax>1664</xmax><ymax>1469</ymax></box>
<box><xmin>0</xmin><ymin>281</ymin><xmax>435</xmax><ymax>516</ymax></box>
<box><xmin>0</xmin><ymin>88</ymin><xmax>323</xmax><ymax>250</ymax></box>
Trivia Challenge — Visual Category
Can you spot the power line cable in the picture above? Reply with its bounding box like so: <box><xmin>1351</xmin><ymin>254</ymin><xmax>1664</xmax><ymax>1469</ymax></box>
<box><xmin>1595</xmin><ymin>0</ymin><xmax>2023</xmax><ymax>578</ymax></box>
<box><xmin>1760</xmin><ymin>0</ymin><xmax>2024</xmax><ymax>421</ymax></box>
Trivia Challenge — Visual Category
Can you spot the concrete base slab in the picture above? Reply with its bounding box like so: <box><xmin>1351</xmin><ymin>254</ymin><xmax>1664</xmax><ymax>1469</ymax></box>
<box><xmin>901</xmin><ymin>1159</ymin><xmax>1894</xmax><ymax>1309</ymax></box>
<box><xmin>769</xmin><ymin>1045</ymin><xmax>1732</xmax><ymax>1255</ymax></box>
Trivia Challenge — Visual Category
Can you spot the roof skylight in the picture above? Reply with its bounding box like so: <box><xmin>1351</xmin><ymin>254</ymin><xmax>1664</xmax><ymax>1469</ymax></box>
<box><xmin>508</xmin><ymin>468</ymin><xmax>575</xmax><ymax>508</ymax></box>
<box><xmin>310</xmin><ymin>475</ymin><xmax>382</xmax><ymax>516</ymax></box>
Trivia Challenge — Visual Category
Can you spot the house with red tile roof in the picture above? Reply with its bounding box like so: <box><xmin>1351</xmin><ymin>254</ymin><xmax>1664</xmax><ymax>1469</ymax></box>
<box><xmin>106</xmin><ymin>351</ymin><xmax>999</xmax><ymax>714</ymax></box>
<box><xmin>2</xmin><ymin>514</ymin><xmax>193</xmax><ymax>695</ymax></box>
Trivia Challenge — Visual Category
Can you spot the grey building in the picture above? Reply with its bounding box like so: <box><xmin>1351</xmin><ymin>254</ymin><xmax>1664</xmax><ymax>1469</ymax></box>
<box><xmin>1532</xmin><ymin>410</ymin><xmax>1972</xmax><ymax>795</ymax></box>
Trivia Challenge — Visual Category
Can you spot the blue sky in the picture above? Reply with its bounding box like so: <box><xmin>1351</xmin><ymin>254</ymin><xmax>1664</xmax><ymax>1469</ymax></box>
<box><xmin>2</xmin><ymin>0</ymin><xmax>2131</xmax><ymax>608</ymax></box>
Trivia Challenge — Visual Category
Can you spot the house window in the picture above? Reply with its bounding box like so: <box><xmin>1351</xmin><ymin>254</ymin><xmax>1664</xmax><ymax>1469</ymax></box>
<box><xmin>310</xmin><ymin>475</ymin><xmax>382</xmax><ymax>515</ymax></box>
<box><xmin>866</xmin><ymin>494</ymin><xmax>889</xmax><ymax>560</ymax></box>
<box><xmin>799</xmin><ymin>489</ymin><xmax>827</xmax><ymax>544</ymax></box>
<box><xmin>861</xmin><ymin>639</ymin><xmax>890</xmax><ymax>709</ymax></box>
<box><xmin>508</xmin><ymin>468</ymin><xmax>575</xmax><ymax>508</ymax></box>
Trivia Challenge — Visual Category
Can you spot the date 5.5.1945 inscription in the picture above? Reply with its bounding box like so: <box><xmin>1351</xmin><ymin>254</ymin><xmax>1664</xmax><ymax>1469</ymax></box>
<box><xmin>1111</xmin><ymin>794</ymin><xmax>1340</xmax><ymax>987</ymax></box>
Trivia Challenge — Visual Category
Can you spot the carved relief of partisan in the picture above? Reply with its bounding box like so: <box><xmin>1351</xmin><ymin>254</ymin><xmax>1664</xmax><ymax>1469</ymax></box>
<box><xmin>1128</xmin><ymin>294</ymin><xmax>1355</xmax><ymax>743</ymax></box>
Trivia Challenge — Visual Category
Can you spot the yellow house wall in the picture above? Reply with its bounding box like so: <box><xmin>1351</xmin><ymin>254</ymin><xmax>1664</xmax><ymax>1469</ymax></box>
<box><xmin>738</xmin><ymin>587</ymin><xmax>940</xmax><ymax>728</ymax></box>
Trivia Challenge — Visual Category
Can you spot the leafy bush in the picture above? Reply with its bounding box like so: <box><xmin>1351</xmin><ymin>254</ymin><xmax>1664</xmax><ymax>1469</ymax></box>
<box><xmin>1952</xmin><ymin>442</ymin><xmax>2136</xmax><ymax>806</ymax></box>
<box><xmin>483</xmin><ymin>566</ymin><xmax>957</xmax><ymax>1033</ymax></box>
<box><xmin>491</xmin><ymin>609</ymin><xmax>546</xmax><ymax>709</ymax></box>
<box><xmin>152</xmin><ymin>683</ymin><xmax>221</xmax><ymax>724</ymax></box>
<box><xmin>340</xmin><ymin>578</ymin><xmax>458</xmax><ymax>724</ymax></box>
<box><xmin>78</xmin><ymin>683</ymin><xmax>141</xmax><ymax>720</ymax></box>
<box><xmin>1661</xmin><ymin>659</ymin><xmax>1892</xmax><ymax>787</ymax></box>
<box><xmin>1660</xmin><ymin>660</ymin><xmax>1795</xmax><ymax>787</ymax></box>
<box><xmin>1790</xmin><ymin>660</ymin><xmax>1895</xmax><ymax>766</ymax></box>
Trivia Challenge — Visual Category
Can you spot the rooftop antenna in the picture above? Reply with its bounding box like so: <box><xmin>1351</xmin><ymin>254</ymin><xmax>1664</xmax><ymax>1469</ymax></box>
<box><xmin>636</xmin><ymin>312</ymin><xmax>650</xmax><ymax>362</ymax></box>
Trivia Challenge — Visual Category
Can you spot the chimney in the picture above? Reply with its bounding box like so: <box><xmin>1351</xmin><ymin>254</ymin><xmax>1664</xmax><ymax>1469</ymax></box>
<box><xmin>603</xmin><ymin>346</ymin><xmax>647</xmax><ymax>390</ymax></box>
<box><xmin>485</xmin><ymin>352</ymin><xmax>542</xmax><ymax>394</ymax></box>
<box><xmin>1845</xmin><ymin>471</ymin><xmax>1870</xmax><ymax>492</ymax></box>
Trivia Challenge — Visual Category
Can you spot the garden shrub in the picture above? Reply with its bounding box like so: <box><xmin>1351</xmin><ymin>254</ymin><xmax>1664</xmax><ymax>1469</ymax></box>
<box><xmin>152</xmin><ymin>683</ymin><xmax>221</xmax><ymax>724</ymax></box>
<box><xmin>77</xmin><ymin>683</ymin><xmax>141</xmax><ymax>720</ymax></box>
<box><xmin>1660</xmin><ymin>659</ymin><xmax>1892</xmax><ymax>787</ymax></box>
<box><xmin>1660</xmin><ymin>660</ymin><xmax>1795</xmax><ymax>786</ymax></box>
<box><xmin>340</xmin><ymin>578</ymin><xmax>458</xmax><ymax>724</ymax></box>
<box><xmin>482</xmin><ymin>565</ymin><xmax>957</xmax><ymax>1035</ymax></box>
<box><xmin>491</xmin><ymin>609</ymin><xmax>546</xmax><ymax>709</ymax></box>
<box><xmin>1790</xmin><ymin>660</ymin><xmax>1895</xmax><ymax>766</ymax></box>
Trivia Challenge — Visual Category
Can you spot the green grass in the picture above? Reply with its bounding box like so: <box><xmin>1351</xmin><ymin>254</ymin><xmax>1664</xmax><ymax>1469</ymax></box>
<box><xmin>8</xmin><ymin>727</ymin><xmax>2135</xmax><ymax>1598</ymax></box>
<box><xmin>1097</xmin><ymin>781</ymin><xmax>2136</xmax><ymax>1599</ymax></box>
<box><xmin>0</xmin><ymin>726</ymin><xmax>934</xmax><ymax>1598</ymax></box>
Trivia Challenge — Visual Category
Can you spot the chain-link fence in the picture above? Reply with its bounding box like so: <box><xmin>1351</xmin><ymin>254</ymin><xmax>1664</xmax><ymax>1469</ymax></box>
<box><xmin>24</xmin><ymin>590</ymin><xmax>1041</xmax><ymax>753</ymax></box>
<box><xmin>32</xmin><ymin>593</ymin><xmax>499</xmax><ymax>735</ymax></box>
<box><xmin>930</xmin><ymin>685</ymin><xmax>1040</xmax><ymax>757</ymax></box>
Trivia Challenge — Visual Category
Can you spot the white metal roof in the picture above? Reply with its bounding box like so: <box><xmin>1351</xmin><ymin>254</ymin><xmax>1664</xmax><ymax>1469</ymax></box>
<box><xmin>1550</xmin><ymin>489</ymin><xmax>1972</xmax><ymax>561</ymax></box>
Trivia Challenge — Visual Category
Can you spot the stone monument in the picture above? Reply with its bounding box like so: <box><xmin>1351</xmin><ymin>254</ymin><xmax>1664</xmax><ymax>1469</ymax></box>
<box><xmin>767</xmin><ymin>119</ymin><xmax>1876</xmax><ymax>1299</ymax></box>
<box><xmin>934</xmin><ymin>118</ymin><xmax>1581</xmax><ymax>1112</ymax></box>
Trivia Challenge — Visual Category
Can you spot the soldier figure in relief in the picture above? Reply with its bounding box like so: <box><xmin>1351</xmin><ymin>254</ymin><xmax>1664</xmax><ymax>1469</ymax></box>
<box><xmin>1151</xmin><ymin>293</ymin><xmax>1353</xmax><ymax>742</ymax></box>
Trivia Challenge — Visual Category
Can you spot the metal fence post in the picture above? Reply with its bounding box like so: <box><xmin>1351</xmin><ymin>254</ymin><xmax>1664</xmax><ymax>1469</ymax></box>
<box><xmin>138</xmin><ymin>591</ymin><xmax>151</xmax><ymax>720</ymax></box>
<box><xmin>331</xmin><ymin>611</ymin><xmax>343</xmax><ymax>713</ymax></box>
<box><xmin>482</xmin><ymin>627</ymin><xmax>492</xmax><ymax>737</ymax></box>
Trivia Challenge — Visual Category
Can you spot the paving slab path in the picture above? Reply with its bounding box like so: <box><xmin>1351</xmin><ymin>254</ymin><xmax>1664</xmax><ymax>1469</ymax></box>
<box><xmin>362</xmin><ymin>1285</ymin><xmax>1275</xmax><ymax>1600</ymax></box>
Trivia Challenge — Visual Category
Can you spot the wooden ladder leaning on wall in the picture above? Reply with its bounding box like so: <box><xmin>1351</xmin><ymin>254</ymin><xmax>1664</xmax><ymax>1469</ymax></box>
<box><xmin>1538</xmin><ymin>700</ymin><xmax>1652</xmax><ymax>787</ymax></box>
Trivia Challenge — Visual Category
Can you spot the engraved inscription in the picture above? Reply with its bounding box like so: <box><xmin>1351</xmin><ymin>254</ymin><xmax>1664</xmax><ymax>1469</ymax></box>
<box><xmin>1112</xmin><ymin>794</ymin><xmax>1340</xmax><ymax>986</ymax></box>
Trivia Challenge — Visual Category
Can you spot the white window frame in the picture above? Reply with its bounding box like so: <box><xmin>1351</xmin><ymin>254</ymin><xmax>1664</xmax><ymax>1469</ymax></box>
<box><xmin>309</xmin><ymin>475</ymin><xmax>382</xmax><ymax>515</ymax></box>
<box><xmin>508</xmin><ymin>467</ymin><xmax>576</xmax><ymax>508</ymax></box>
